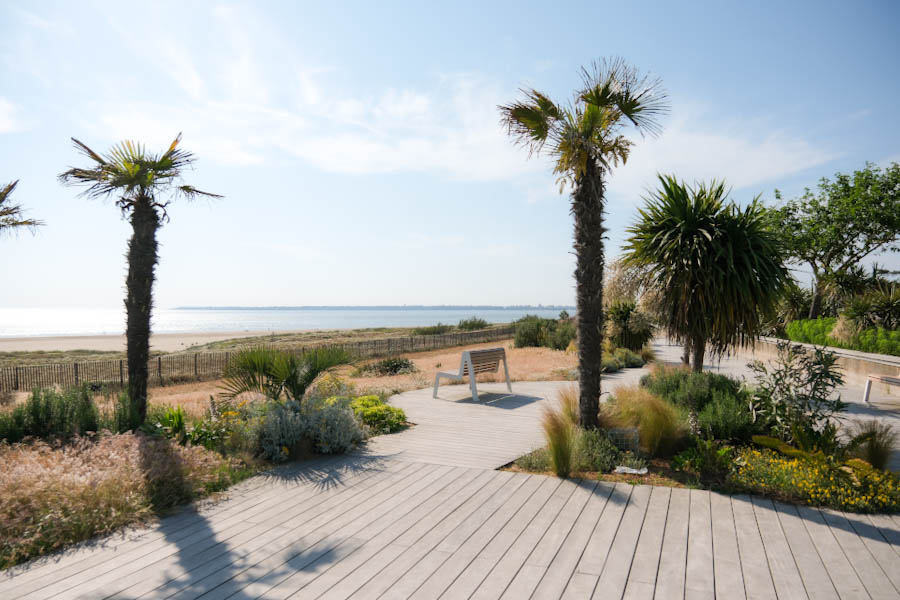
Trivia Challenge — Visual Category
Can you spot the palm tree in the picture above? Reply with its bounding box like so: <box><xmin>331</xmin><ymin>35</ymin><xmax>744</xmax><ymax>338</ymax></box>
<box><xmin>0</xmin><ymin>181</ymin><xmax>43</xmax><ymax>236</ymax></box>
<box><xmin>59</xmin><ymin>134</ymin><xmax>220</xmax><ymax>427</ymax></box>
<box><xmin>623</xmin><ymin>175</ymin><xmax>789</xmax><ymax>372</ymax></box>
<box><xmin>499</xmin><ymin>58</ymin><xmax>668</xmax><ymax>428</ymax></box>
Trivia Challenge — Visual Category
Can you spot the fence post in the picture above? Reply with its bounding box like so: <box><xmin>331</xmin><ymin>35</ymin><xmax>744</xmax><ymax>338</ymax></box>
<box><xmin>14</xmin><ymin>366</ymin><xmax>19</xmax><ymax>391</ymax></box>
<box><xmin>74</xmin><ymin>363</ymin><xmax>79</xmax><ymax>386</ymax></box>
<box><xmin>157</xmin><ymin>356</ymin><xmax>162</xmax><ymax>385</ymax></box>
<box><xmin>194</xmin><ymin>354</ymin><xmax>198</xmax><ymax>378</ymax></box>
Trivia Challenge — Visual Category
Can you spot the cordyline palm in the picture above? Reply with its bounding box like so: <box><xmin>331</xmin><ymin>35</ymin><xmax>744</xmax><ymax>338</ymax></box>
<box><xmin>59</xmin><ymin>134</ymin><xmax>220</xmax><ymax>427</ymax></box>
<box><xmin>0</xmin><ymin>180</ymin><xmax>43</xmax><ymax>236</ymax></box>
<box><xmin>623</xmin><ymin>175</ymin><xmax>789</xmax><ymax>372</ymax></box>
<box><xmin>499</xmin><ymin>58</ymin><xmax>668</xmax><ymax>428</ymax></box>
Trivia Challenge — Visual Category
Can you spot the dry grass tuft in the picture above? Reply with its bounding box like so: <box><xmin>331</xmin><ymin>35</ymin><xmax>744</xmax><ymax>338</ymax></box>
<box><xmin>0</xmin><ymin>434</ymin><xmax>255</xmax><ymax>569</ymax></box>
<box><xmin>542</xmin><ymin>388</ymin><xmax>579</xmax><ymax>478</ymax></box>
<box><xmin>602</xmin><ymin>385</ymin><xmax>688</xmax><ymax>457</ymax></box>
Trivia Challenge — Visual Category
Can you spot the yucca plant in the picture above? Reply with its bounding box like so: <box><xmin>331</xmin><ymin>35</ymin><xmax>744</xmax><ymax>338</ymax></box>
<box><xmin>848</xmin><ymin>420</ymin><xmax>897</xmax><ymax>471</ymax></box>
<box><xmin>623</xmin><ymin>175</ymin><xmax>790</xmax><ymax>372</ymax></box>
<box><xmin>220</xmin><ymin>347</ymin><xmax>351</xmax><ymax>405</ymax></box>
<box><xmin>500</xmin><ymin>57</ymin><xmax>668</xmax><ymax>428</ymax></box>
<box><xmin>59</xmin><ymin>135</ymin><xmax>219</xmax><ymax>427</ymax></box>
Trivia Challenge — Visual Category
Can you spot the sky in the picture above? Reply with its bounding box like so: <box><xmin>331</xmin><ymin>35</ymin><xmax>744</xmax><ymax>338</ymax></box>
<box><xmin>1</xmin><ymin>0</ymin><xmax>898</xmax><ymax>309</ymax></box>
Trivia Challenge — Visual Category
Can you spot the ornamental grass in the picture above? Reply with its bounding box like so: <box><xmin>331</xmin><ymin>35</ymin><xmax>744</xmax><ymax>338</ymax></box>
<box><xmin>0</xmin><ymin>433</ymin><xmax>255</xmax><ymax>569</ymax></box>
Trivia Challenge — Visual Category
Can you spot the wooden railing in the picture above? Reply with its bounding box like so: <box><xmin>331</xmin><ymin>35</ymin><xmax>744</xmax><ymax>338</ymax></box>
<box><xmin>0</xmin><ymin>326</ymin><xmax>515</xmax><ymax>392</ymax></box>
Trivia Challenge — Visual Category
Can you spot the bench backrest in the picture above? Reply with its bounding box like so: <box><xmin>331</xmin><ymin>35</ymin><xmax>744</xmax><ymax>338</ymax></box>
<box><xmin>461</xmin><ymin>348</ymin><xmax>505</xmax><ymax>376</ymax></box>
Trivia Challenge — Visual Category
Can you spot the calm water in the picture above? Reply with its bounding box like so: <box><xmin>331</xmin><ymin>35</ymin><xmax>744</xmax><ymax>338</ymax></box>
<box><xmin>0</xmin><ymin>307</ymin><xmax>572</xmax><ymax>337</ymax></box>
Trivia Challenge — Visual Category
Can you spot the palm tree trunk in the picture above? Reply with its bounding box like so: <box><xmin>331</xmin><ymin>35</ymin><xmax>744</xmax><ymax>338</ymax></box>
<box><xmin>808</xmin><ymin>280</ymin><xmax>823</xmax><ymax>319</ymax></box>
<box><xmin>681</xmin><ymin>337</ymin><xmax>692</xmax><ymax>366</ymax></box>
<box><xmin>572</xmin><ymin>163</ymin><xmax>606</xmax><ymax>429</ymax></box>
<box><xmin>124</xmin><ymin>197</ymin><xmax>159</xmax><ymax>427</ymax></box>
<box><xmin>691</xmin><ymin>334</ymin><xmax>706</xmax><ymax>373</ymax></box>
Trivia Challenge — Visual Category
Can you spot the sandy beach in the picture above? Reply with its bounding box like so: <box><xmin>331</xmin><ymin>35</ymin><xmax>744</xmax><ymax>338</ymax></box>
<box><xmin>0</xmin><ymin>330</ymin><xmax>306</xmax><ymax>353</ymax></box>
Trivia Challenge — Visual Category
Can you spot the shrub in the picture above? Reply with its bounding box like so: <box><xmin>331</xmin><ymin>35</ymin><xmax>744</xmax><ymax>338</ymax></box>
<box><xmin>672</xmin><ymin>439</ymin><xmax>734</xmax><ymax>481</ymax></box>
<box><xmin>542</xmin><ymin>391</ymin><xmax>578</xmax><ymax>477</ymax></box>
<box><xmin>303</xmin><ymin>399</ymin><xmax>367</xmax><ymax>454</ymax></box>
<box><xmin>458</xmin><ymin>317</ymin><xmax>489</xmax><ymax>331</ymax></box>
<box><xmin>749</xmin><ymin>341</ymin><xmax>846</xmax><ymax>442</ymax></box>
<box><xmin>784</xmin><ymin>317</ymin><xmax>900</xmax><ymax>356</ymax></box>
<box><xmin>600</xmin><ymin>354</ymin><xmax>623</xmax><ymax>373</ymax></box>
<box><xmin>557</xmin><ymin>385</ymin><xmax>580</xmax><ymax>427</ymax></box>
<box><xmin>515</xmin><ymin>447</ymin><xmax>550</xmax><ymax>471</ymax></box>
<box><xmin>575</xmin><ymin>428</ymin><xmax>621</xmax><ymax>473</ymax></box>
<box><xmin>641</xmin><ymin>364</ymin><xmax>743</xmax><ymax>414</ymax></box>
<box><xmin>606</xmin><ymin>301</ymin><xmax>655</xmax><ymax>351</ymax></box>
<box><xmin>513</xmin><ymin>315</ymin><xmax>575</xmax><ymax>350</ymax></box>
<box><xmin>306</xmin><ymin>374</ymin><xmax>356</xmax><ymax>401</ymax></box>
<box><xmin>696</xmin><ymin>390</ymin><xmax>756</xmax><ymax>442</ymax></box>
<box><xmin>349</xmin><ymin>395</ymin><xmax>406</xmax><ymax>434</ymax></box>
<box><xmin>639</xmin><ymin>344</ymin><xmax>657</xmax><ymax>363</ymax></box>
<box><xmin>0</xmin><ymin>386</ymin><xmax>100</xmax><ymax>442</ymax></box>
<box><xmin>355</xmin><ymin>357</ymin><xmax>416</xmax><ymax>377</ymax></box>
<box><xmin>602</xmin><ymin>386</ymin><xmax>688</xmax><ymax>457</ymax></box>
<box><xmin>146</xmin><ymin>405</ymin><xmax>188</xmax><ymax>443</ymax></box>
<box><xmin>258</xmin><ymin>401</ymin><xmax>307</xmax><ymax>462</ymax></box>
<box><xmin>847</xmin><ymin>420</ymin><xmax>898</xmax><ymax>471</ymax></box>
<box><xmin>784</xmin><ymin>317</ymin><xmax>835</xmax><ymax>345</ymax></box>
<box><xmin>412</xmin><ymin>323</ymin><xmax>453</xmax><ymax>336</ymax></box>
<box><xmin>730</xmin><ymin>447</ymin><xmax>900</xmax><ymax>513</ymax></box>
<box><xmin>613</xmin><ymin>347</ymin><xmax>644</xmax><ymax>368</ymax></box>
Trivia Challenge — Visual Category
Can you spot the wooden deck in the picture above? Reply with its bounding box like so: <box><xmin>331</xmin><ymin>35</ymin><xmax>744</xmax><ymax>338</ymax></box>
<box><xmin>2</xmin><ymin>380</ymin><xmax>899</xmax><ymax>599</ymax></box>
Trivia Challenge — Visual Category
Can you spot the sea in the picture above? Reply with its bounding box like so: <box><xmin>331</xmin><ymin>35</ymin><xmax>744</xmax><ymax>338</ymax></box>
<box><xmin>0</xmin><ymin>306</ymin><xmax>573</xmax><ymax>338</ymax></box>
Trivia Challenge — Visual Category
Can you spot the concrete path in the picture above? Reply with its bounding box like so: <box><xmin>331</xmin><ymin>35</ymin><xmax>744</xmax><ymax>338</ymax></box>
<box><xmin>2</xmin><ymin>343</ymin><xmax>900</xmax><ymax>599</ymax></box>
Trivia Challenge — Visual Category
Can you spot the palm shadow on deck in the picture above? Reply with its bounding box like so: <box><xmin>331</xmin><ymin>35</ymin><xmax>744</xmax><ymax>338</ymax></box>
<box><xmin>456</xmin><ymin>392</ymin><xmax>544</xmax><ymax>409</ymax></box>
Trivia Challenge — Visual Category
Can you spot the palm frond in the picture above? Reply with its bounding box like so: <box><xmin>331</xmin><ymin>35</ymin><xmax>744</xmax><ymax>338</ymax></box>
<box><xmin>0</xmin><ymin>180</ymin><xmax>44</xmax><ymax>236</ymax></box>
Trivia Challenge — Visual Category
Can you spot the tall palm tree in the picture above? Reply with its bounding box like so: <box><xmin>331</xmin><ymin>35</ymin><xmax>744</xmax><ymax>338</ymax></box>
<box><xmin>59</xmin><ymin>134</ymin><xmax>220</xmax><ymax>426</ymax></box>
<box><xmin>499</xmin><ymin>58</ymin><xmax>668</xmax><ymax>428</ymax></box>
<box><xmin>623</xmin><ymin>175</ymin><xmax>789</xmax><ymax>372</ymax></box>
<box><xmin>0</xmin><ymin>181</ymin><xmax>43</xmax><ymax>236</ymax></box>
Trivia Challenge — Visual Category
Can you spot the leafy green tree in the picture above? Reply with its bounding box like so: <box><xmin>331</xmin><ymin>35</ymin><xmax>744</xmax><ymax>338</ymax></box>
<box><xmin>59</xmin><ymin>135</ymin><xmax>219</xmax><ymax>427</ymax></box>
<box><xmin>624</xmin><ymin>175</ymin><xmax>789</xmax><ymax>372</ymax></box>
<box><xmin>499</xmin><ymin>58</ymin><xmax>668</xmax><ymax>428</ymax></box>
<box><xmin>0</xmin><ymin>181</ymin><xmax>43</xmax><ymax>236</ymax></box>
<box><xmin>774</xmin><ymin>162</ymin><xmax>900</xmax><ymax>319</ymax></box>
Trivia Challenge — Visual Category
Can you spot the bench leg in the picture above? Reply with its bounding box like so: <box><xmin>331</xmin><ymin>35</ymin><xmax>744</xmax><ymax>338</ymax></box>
<box><xmin>433</xmin><ymin>373</ymin><xmax>441</xmax><ymax>398</ymax></box>
<box><xmin>502</xmin><ymin>358</ymin><xmax>512</xmax><ymax>393</ymax></box>
<box><xmin>863</xmin><ymin>379</ymin><xmax>873</xmax><ymax>404</ymax></box>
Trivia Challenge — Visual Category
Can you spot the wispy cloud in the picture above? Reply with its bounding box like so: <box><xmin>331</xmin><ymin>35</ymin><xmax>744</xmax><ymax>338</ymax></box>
<box><xmin>0</xmin><ymin>98</ymin><xmax>21</xmax><ymax>134</ymax></box>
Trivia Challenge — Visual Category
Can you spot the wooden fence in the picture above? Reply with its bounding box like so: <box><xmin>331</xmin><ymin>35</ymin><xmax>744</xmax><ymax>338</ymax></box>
<box><xmin>0</xmin><ymin>326</ymin><xmax>515</xmax><ymax>392</ymax></box>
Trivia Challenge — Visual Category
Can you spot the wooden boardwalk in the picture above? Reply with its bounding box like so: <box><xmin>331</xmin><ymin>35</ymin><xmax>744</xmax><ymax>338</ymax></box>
<box><xmin>2</xmin><ymin>381</ymin><xmax>899</xmax><ymax>599</ymax></box>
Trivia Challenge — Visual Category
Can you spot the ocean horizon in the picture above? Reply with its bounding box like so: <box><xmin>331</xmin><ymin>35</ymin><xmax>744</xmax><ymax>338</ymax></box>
<box><xmin>0</xmin><ymin>306</ymin><xmax>573</xmax><ymax>338</ymax></box>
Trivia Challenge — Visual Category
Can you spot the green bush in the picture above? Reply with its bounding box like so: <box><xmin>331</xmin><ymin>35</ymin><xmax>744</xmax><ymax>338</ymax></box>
<box><xmin>641</xmin><ymin>365</ymin><xmax>743</xmax><ymax>413</ymax></box>
<box><xmin>513</xmin><ymin>315</ymin><xmax>576</xmax><ymax>350</ymax></box>
<box><xmin>458</xmin><ymin>317</ymin><xmax>489</xmax><ymax>331</ymax></box>
<box><xmin>784</xmin><ymin>317</ymin><xmax>900</xmax><ymax>356</ymax></box>
<box><xmin>0</xmin><ymin>386</ymin><xmax>100</xmax><ymax>442</ymax></box>
<box><xmin>696</xmin><ymin>390</ymin><xmax>756</xmax><ymax>442</ymax></box>
<box><xmin>613</xmin><ymin>347</ymin><xmax>644</xmax><ymax>368</ymax></box>
<box><xmin>412</xmin><ymin>323</ymin><xmax>453</xmax><ymax>336</ymax></box>
<box><xmin>515</xmin><ymin>447</ymin><xmax>550</xmax><ymax>471</ymax></box>
<box><xmin>600</xmin><ymin>354</ymin><xmax>623</xmax><ymax>373</ymax></box>
<box><xmin>349</xmin><ymin>395</ymin><xmax>406</xmax><ymax>434</ymax></box>
<box><xmin>575</xmin><ymin>428</ymin><xmax>621</xmax><ymax>473</ymax></box>
<box><xmin>303</xmin><ymin>399</ymin><xmax>367</xmax><ymax>454</ymax></box>
<box><xmin>355</xmin><ymin>357</ymin><xmax>416</xmax><ymax>377</ymax></box>
<box><xmin>258</xmin><ymin>401</ymin><xmax>307</xmax><ymax>462</ymax></box>
<box><xmin>672</xmin><ymin>439</ymin><xmax>734</xmax><ymax>481</ymax></box>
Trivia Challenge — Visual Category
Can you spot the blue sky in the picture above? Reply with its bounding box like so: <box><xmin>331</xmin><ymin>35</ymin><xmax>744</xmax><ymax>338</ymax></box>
<box><xmin>1</xmin><ymin>0</ymin><xmax>898</xmax><ymax>309</ymax></box>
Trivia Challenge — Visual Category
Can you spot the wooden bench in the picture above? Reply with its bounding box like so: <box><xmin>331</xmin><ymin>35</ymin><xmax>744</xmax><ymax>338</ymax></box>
<box><xmin>863</xmin><ymin>374</ymin><xmax>900</xmax><ymax>403</ymax></box>
<box><xmin>433</xmin><ymin>347</ymin><xmax>512</xmax><ymax>400</ymax></box>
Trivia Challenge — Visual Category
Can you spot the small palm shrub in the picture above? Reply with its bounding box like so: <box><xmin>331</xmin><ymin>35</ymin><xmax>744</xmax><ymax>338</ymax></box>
<box><xmin>458</xmin><ymin>317</ymin><xmax>489</xmax><ymax>331</ymax></box>
<box><xmin>847</xmin><ymin>420</ymin><xmax>897</xmax><ymax>471</ymax></box>
<box><xmin>602</xmin><ymin>386</ymin><xmax>688</xmax><ymax>457</ymax></box>
<box><xmin>349</xmin><ymin>395</ymin><xmax>406</xmax><ymax>434</ymax></box>
<box><xmin>606</xmin><ymin>301</ymin><xmax>655</xmax><ymax>351</ymax></box>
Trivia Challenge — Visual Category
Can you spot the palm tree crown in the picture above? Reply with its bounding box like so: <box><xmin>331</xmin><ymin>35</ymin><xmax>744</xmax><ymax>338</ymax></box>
<box><xmin>623</xmin><ymin>174</ymin><xmax>789</xmax><ymax>371</ymax></box>
<box><xmin>0</xmin><ymin>180</ymin><xmax>43</xmax><ymax>236</ymax></box>
<box><xmin>59</xmin><ymin>133</ymin><xmax>220</xmax><ymax>214</ymax></box>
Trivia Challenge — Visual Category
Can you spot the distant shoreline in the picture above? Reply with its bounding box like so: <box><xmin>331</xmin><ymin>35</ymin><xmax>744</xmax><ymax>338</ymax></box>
<box><xmin>0</xmin><ymin>330</ymin><xmax>307</xmax><ymax>353</ymax></box>
<box><xmin>173</xmin><ymin>305</ymin><xmax>575</xmax><ymax>311</ymax></box>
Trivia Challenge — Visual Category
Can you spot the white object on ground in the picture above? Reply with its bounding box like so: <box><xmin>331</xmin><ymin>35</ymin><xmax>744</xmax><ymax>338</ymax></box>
<box><xmin>614</xmin><ymin>466</ymin><xmax>648</xmax><ymax>475</ymax></box>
